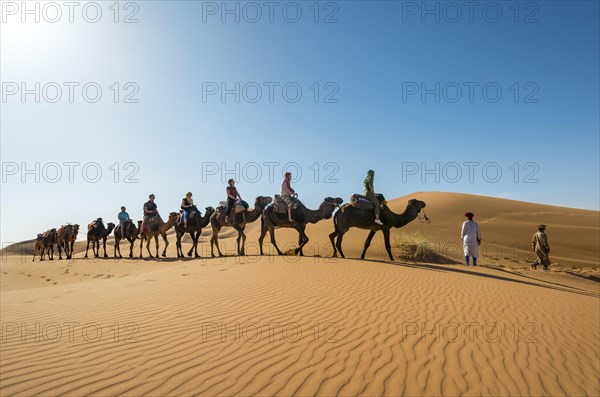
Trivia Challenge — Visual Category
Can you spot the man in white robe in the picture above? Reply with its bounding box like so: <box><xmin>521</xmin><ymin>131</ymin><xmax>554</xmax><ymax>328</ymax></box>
<box><xmin>461</xmin><ymin>212</ymin><xmax>481</xmax><ymax>266</ymax></box>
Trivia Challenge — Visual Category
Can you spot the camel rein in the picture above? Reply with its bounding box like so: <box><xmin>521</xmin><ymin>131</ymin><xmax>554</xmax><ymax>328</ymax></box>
<box><xmin>418</xmin><ymin>210</ymin><xmax>431</xmax><ymax>223</ymax></box>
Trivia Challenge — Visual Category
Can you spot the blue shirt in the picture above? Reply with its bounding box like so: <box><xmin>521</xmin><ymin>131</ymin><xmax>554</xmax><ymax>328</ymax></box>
<box><xmin>118</xmin><ymin>211</ymin><xmax>130</xmax><ymax>223</ymax></box>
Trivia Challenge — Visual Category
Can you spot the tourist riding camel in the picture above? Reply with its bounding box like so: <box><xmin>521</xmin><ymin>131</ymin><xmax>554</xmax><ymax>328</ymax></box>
<box><xmin>181</xmin><ymin>192</ymin><xmax>194</xmax><ymax>229</ymax></box>
<box><xmin>114</xmin><ymin>220</ymin><xmax>142</xmax><ymax>258</ymax></box>
<box><xmin>118</xmin><ymin>206</ymin><xmax>130</xmax><ymax>238</ymax></box>
<box><xmin>329</xmin><ymin>198</ymin><xmax>427</xmax><ymax>261</ymax></box>
<box><xmin>364</xmin><ymin>170</ymin><xmax>383</xmax><ymax>225</ymax></box>
<box><xmin>174</xmin><ymin>206</ymin><xmax>215</xmax><ymax>258</ymax></box>
<box><xmin>281</xmin><ymin>172</ymin><xmax>296</xmax><ymax>222</ymax></box>
<box><xmin>141</xmin><ymin>194</ymin><xmax>158</xmax><ymax>234</ymax></box>
<box><xmin>225</xmin><ymin>179</ymin><xmax>242</xmax><ymax>225</ymax></box>
<box><xmin>260</xmin><ymin>196</ymin><xmax>343</xmax><ymax>256</ymax></box>
<box><xmin>210</xmin><ymin>196</ymin><xmax>272</xmax><ymax>257</ymax></box>
<box><xmin>139</xmin><ymin>211</ymin><xmax>179</xmax><ymax>258</ymax></box>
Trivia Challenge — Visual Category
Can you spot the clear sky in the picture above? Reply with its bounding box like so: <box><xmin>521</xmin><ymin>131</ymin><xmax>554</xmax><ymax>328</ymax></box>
<box><xmin>1</xmin><ymin>0</ymin><xmax>599</xmax><ymax>243</ymax></box>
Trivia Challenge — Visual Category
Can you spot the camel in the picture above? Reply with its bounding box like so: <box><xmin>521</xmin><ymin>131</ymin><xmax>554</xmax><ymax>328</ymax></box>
<box><xmin>139</xmin><ymin>212</ymin><xmax>179</xmax><ymax>258</ymax></box>
<box><xmin>259</xmin><ymin>197</ymin><xmax>343</xmax><ymax>256</ymax></box>
<box><xmin>85</xmin><ymin>218</ymin><xmax>115</xmax><ymax>259</ymax></box>
<box><xmin>114</xmin><ymin>220</ymin><xmax>143</xmax><ymax>258</ymax></box>
<box><xmin>56</xmin><ymin>224</ymin><xmax>79</xmax><ymax>260</ymax></box>
<box><xmin>32</xmin><ymin>233</ymin><xmax>44</xmax><ymax>262</ymax></box>
<box><xmin>174</xmin><ymin>206</ymin><xmax>215</xmax><ymax>258</ymax></box>
<box><xmin>39</xmin><ymin>228</ymin><xmax>58</xmax><ymax>261</ymax></box>
<box><xmin>210</xmin><ymin>196</ymin><xmax>272</xmax><ymax>257</ymax></box>
<box><xmin>329</xmin><ymin>198</ymin><xmax>427</xmax><ymax>261</ymax></box>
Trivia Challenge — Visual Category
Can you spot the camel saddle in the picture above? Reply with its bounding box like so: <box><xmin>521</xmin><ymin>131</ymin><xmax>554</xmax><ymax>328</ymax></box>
<box><xmin>272</xmin><ymin>194</ymin><xmax>300</xmax><ymax>213</ymax></box>
<box><xmin>349</xmin><ymin>193</ymin><xmax>386</xmax><ymax>210</ymax></box>
<box><xmin>215</xmin><ymin>201</ymin><xmax>248</xmax><ymax>214</ymax></box>
<box><xmin>43</xmin><ymin>228</ymin><xmax>57</xmax><ymax>238</ymax></box>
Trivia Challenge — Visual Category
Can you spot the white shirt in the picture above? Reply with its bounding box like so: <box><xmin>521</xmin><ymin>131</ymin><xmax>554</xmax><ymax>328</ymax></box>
<box><xmin>461</xmin><ymin>220</ymin><xmax>481</xmax><ymax>242</ymax></box>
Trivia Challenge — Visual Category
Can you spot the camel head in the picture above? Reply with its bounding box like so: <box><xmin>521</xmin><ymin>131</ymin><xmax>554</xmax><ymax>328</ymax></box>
<box><xmin>205</xmin><ymin>206</ymin><xmax>215</xmax><ymax>217</ymax></box>
<box><xmin>320</xmin><ymin>197</ymin><xmax>344</xmax><ymax>219</ymax></box>
<box><xmin>407</xmin><ymin>199</ymin><xmax>426</xmax><ymax>214</ymax></box>
<box><xmin>254</xmin><ymin>196</ymin><xmax>273</xmax><ymax>209</ymax></box>
<box><xmin>106</xmin><ymin>222</ymin><xmax>116</xmax><ymax>233</ymax></box>
<box><xmin>72</xmin><ymin>224</ymin><xmax>80</xmax><ymax>235</ymax></box>
<box><xmin>36</xmin><ymin>233</ymin><xmax>43</xmax><ymax>240</ymax></box>
<box><xmin>167</xmin><ymin>212</ymin><xmax>180</xmax><ymax>225</ymax></box>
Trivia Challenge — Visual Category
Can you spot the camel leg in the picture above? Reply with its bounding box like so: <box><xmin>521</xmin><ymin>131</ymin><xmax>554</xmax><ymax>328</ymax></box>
<box><xmin>234</xmin><ymin>228</ymin><xmax>242</xmax><ymax>256</ymax></box>
<box><xmin>382</xmin><ymin>228</ymin><xmax>394</xmax><ymax>261</ymax></box>
<box><xmin>118</xmin><ymin>237</ymin><xmax>124</xmax><ymax>258</ymax></box>
<box><xmin>146</xmin><ymin>236</ymin><xmax>154</xmax><ymax>258</ymax></box>
<box><xmin>69</xmin><ymin>241</ymin><xmax>74</xmax><ymax>259</ymax></box>
<box><xmin>154</xmin><ymin>235</ymin><xmax>160</xmax><ymax>257</ymax></box>
<box><xmin>211</xmin><ymin>226</ymin><xmax>223</xmax><ymax>257</ymax></box>
<box><xmin>329</xmin><ymin>231</ymin><xmax>338</xmax><ymax>257</ymax></box>
<box><xmin>268</xmin><ymin>227</ymin><xmax>283</xmax><ymax>255</ymax></box>
<box><xmin>336</xmin><ymin>231</ymin><xmax>346</xmax><ymax>259</ymax></box>
<box><xmin>103</xmin><ymin>237</ymin><xmax>108</xmax><ymax>258</ymax></box>
<box><xmin>190</xmin><ymin>231</ymin><xmax>200</xmax><ymax>258</ymax></box>
<box><xmin>238</xmin><ymin>229</ymin><xmax>247</xmax><ymax>256</ymax></box>
<box><xmin>49</xmin><ymin>245</ymin><xmax>54</xmax><ymax>261</ymax></box>
<box><xmin>88</xmin><ymin>240</ymin><xmax>93</xmax><ymax>258</ymax></box>
<box><xmin>188</xmin><ymin>232</ymin><xmax>195</xmax><ymax>257</ymax></box>
<box><xmin>360</xmin><ymin>231</ymin><xmax>377</xmax><ymax>260</ymax></box>
<box><xmin>128</xmin><ymin>237</ymin><xmax>135</xmax><ymax>258</ymax></box>
<box><xmin>258</xmin><ymin>220</ymin><xmax>267</xmax><ymax>255</ymax></box>
<box><xmin>176</xmin><ymin>232</ymin><xmax>183</xmax><ymax>258</ymax></box>
<box><xmin>57</xmin><ymin>243</ymin><xmax>63</xmax><ymax>260</ymax></box>
<box><xmin>161</xmin><ymin>233</ymin><xmax>168</xmax><ymax>257</ymax></box>
<box><xmin>294</xmin><ymin>226</ymin><xmax>308</xmax><ymax>256</ymax></box>
<box><xmin>94</xmin><ymin>240</ymin><xmax>100</xmax><ymax>258</ymax></box>
<box><xmin>139</xmin><ymin>235</ymin><xmax>145</xmax><ymax>258</ymax></box>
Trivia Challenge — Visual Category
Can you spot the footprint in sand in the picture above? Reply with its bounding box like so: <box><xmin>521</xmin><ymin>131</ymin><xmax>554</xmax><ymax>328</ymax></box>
<box><xmin>93</xmin><ymin>274</ymin><xmax>104</xmax><ymax>278</ymax></box>
<box><xmin>104</xmin><ymin>275</ymin><xmax>114</xmax><ymax>279</ymax></box>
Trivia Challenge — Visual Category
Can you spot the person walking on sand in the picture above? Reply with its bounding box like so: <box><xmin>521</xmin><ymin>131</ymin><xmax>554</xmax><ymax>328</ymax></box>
<box><xmin>117</xmin><ymin>206</ymin><xmax>130</xmax><ymax>237</ymax></box>
<box><xmin>461</xmin><ymin>212</ymin><xmax>481</xmax><ymax>266</ymax></box>
<box><xmin>532</xmin><ymin>224</ymin><xmax>551</xmax><ymax>271</ymax></box>
<box><xmin>140</xmin><ymin>194</ymin><xmax>158</xmax><ymax>234</ymax></box>
<box><xmin>364</xmin><ymin>170</ymin><xmax>383</xmax><ymax>225</ymax></box>
<box><xmin>225</xmin><ymin>179</ymin><xmax>242</xmax><ymax>225</ymax></box>
<box><xmin>281</xmin><ymin>172</ymin><xmax>296</xmax><ymax>223</ymax></box>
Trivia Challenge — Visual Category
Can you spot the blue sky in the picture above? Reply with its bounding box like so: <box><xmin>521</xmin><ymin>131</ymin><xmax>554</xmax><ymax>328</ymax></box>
<box><xmin>1</xmin><ymin>0</ymin><xmax>599</xmax><ymax>243</ymax></box>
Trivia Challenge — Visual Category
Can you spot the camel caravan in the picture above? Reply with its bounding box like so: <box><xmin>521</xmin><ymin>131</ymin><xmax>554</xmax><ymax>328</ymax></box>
<box><xmin>32</xmin><ymin>170</ymin><xmax>428</xmax><ymax>262</ymax></box>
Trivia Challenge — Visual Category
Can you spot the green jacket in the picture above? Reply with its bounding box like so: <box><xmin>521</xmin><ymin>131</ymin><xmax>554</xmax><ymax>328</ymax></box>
<box><xmin>364</xmin><ymin>174</ymin><xmax>374</xmax><ymax>195</ymax></box>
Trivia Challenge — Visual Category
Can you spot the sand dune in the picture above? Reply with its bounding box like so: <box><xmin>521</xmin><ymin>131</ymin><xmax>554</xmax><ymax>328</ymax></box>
<box><xmin>1</xmin><ymin>192</ymin><xmax>598</xmax><ymax>396</ymax></box>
